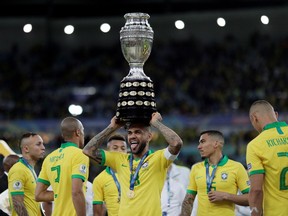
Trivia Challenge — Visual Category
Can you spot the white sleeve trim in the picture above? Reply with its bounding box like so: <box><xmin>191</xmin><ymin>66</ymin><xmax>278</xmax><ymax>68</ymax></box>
<box><xmin>164</xmin><ymin>147</ymin><xmax>179</xmax><ymax>161</ymax></box>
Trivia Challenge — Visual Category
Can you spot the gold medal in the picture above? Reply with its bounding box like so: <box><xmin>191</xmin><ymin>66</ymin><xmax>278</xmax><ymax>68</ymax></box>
<box><xmin>127</xmin><ymin>190</ymin><xmax>135</xmax><ymax>199</ymax></box>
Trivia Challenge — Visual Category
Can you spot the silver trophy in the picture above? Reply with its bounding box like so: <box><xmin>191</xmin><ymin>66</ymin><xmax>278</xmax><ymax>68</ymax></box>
<box><xmin>116</xmin><ymin>12</ymin><xmax>157</xmax><ymax>124</ymax></box>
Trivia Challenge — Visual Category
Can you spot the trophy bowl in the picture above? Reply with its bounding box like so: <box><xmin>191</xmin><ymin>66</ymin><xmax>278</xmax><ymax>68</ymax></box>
<box><xmin>116</xmin><ymin>12</ymin><xmax>157</xmax><ymax>124</ymax></box>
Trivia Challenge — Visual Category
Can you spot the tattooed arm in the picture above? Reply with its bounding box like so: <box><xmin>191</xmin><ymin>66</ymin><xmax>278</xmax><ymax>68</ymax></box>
<box><xmin>150</xmin><ymin>112</ymin><xmax>183</xmax><ymax>155</ymax></box>
<box><xmin>180</xmin><ymin>193</ymin><xmax>195</xmax><ymax>216</ymax></box>
<box><xmin>12</xmin><ymin>195</ymin><xmax>29</xmax><ymax>216</ymax></box>
<box><xmin>83</xmin><ymin>116</ymin><xmax>123</xmax><ymax>163</ymax></box>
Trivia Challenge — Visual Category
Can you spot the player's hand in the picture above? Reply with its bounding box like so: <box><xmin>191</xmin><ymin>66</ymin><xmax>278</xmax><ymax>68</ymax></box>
<box><xmin>110</xmin><ymin>116</ymin><xmax>124</xmax><ymax>129</ymax></box>
<box><xmin>208</xmin><ymin>191</ymin><xmax>229</xmax><ymax>203</ymax></box>
<box><xmin>150</xmin><ymin>112</ymin><xmax>162</xmax><ymax>126</ymax></box>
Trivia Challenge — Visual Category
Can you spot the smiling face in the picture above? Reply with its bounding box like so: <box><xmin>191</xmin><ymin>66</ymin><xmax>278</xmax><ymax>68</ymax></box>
<box><xmin>127</xmin><ymin>124</ymin><xmax>152</xmax><ymax>157</ymax></box>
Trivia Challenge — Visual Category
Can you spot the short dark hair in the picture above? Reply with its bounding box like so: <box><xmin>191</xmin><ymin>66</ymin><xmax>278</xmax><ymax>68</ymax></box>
<box><xmin>200</xmin><ymin>130</ymin><xmax>224</xmax><ymax>144</ymax></box>
<box><xmin>19</xmin><ymin>132</ymin><xmax>38</xmax><ymax>151</ymax></box>
<box><xmin>107</xmin><ymin>134</ymin><xmax>126</xmax><ymax>143</ymax></box>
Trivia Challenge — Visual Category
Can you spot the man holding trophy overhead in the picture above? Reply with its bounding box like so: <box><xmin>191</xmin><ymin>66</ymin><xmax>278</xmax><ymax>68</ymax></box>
<box><xmin>83</xmin><ymin>13</ymin><xmax>183</xmax><ymax>215</ymax></box>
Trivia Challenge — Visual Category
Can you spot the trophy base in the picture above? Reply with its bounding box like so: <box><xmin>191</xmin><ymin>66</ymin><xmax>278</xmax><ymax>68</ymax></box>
<box><xmin>115</xmin><ymin>78</ymin><xmax>157</xmax><ymax>125</ymax></box>
<box><xmin>116</xmin><ymin>106</ymin><xmax>157</xmax><ymax>125</ymax></box>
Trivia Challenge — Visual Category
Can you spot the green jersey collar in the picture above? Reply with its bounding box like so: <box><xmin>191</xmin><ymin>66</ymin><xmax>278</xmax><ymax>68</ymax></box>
<box><xmin>204</xmin><ymin>155</ymin><xmax>228</xmax><ymax>167</ymax></box>
<box><xmin>106</xmin><ymin>167</ymin><xmax>111</xmax><ymax>174</ymax></box>
<box><xmin>263</xmin><ymin>121</ymin><xmax>287</xmax><ymax>131</ymax></box>
<box><xmin>60</xmin><ymin>142</ymin><xmax>78</xmax><ymax>148</ymax></box>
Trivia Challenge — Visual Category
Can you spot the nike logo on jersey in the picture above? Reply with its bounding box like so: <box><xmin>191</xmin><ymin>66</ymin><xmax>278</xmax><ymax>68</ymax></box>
<box><xmin>121</xmin><ymin>164</ymin><xmax>128</xmax><ymax>167</ymax></box>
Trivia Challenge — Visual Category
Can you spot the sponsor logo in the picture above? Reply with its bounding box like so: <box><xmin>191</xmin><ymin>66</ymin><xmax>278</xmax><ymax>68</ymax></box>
<box><xmin>121</xmin><ymin>164</ymin><xmax>128</xmax><ymax>167</ymax></box>
<box><xmin>247</xmin><ymin>163</ymin><xmax>252</xmax><ymax>170</ymax></box>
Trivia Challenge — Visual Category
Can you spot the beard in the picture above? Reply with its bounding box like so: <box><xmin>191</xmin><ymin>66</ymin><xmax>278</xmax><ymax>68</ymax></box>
<box><xmin>130</xmin><ymin>141</ymin><xmax>147</xmax><ymax>155</ymax></box>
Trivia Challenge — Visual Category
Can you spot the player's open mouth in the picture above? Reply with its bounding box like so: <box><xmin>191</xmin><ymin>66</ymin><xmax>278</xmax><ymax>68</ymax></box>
<box><xmin>130</xmin><ymin>141</ymin><xmax>138</xmax><ymax>150</ymax></box>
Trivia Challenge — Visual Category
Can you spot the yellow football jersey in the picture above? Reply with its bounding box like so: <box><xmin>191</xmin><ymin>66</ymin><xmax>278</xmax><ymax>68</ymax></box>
<box><xmin>8</xmin><ymin>159</ymin><xmax>41</xmax><ymax>216</ymax></box>
<box><xmin>101</xmin><ymin>149</ymin><xmax>173</xmax><ymax>216</ymax></box>
<box><xmin>92</xmin><ymin>167</ymin><xmax>120</xmax><ymax>216</ymax></box>
<box><xmin>187</xmin><ymin>155</ymin><xmax>250</xmax><ymax>216</ymax></box>
<box><xmin>246</xmin><ymin>121</ymin><xmax>288</xmax><ymax>216</ymax></box>
<box><xmin>38</xmin><ymin>142</ymin><xmax>89</xmax><ymax>216</ymax></box>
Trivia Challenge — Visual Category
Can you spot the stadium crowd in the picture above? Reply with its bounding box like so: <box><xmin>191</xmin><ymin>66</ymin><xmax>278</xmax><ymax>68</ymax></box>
<box><xmin>0</xmin><ymin>31</ymin><xmax>288</xmax><ymax>120</ymax></box>
<box><xmin>1</xmin><ymin>31</ymin><xmax>288</xmax><ymax>168</ymax></box>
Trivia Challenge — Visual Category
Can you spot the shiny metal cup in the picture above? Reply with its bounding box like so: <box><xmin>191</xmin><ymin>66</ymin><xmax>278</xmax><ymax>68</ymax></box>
<box><xmin>116</xmin><ymin>12</ymin><xmax>157</xmax><ymax>124</ymax></box>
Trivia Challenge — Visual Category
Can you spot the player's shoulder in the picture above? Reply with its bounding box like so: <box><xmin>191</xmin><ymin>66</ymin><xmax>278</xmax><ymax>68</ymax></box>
<box><xmin>227</xmin><ymin>158</ymin><xmax>246</xmax><ymax>168</ymax></box>
<box><xmin>8</xmin><ymin>161</ymin><xmax>21</xmax><ymax>172</ymax></box>
<box><xmin>93</xmin><ymin>169</ymin><xmax>110</xmax><ymax>183</ymax></box>
<box><xmin>191</xmin><ymin>161</ymin><xmax>204</xmax><ymax>169</ymax></box>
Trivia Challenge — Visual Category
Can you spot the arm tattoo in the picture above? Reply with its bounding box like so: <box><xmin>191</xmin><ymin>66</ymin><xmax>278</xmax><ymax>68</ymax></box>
<box><xmin>152</xmin><ymin>120</ymin><xmax>183</xmax><ymax>155</ymax></box>
<box><xmin>12</xmin><ymin>196</ymin><xmax>29</xmax><ymax>216</ymax></box>
<box><xmin>83</xmin><ymin>125</ymin><xmax>117</xmax><ymax>163</ymax></box>
<box><xmin>180</xmin><ymin>195</ymin><xmax>194</xmax><ymax>216</ymax></box>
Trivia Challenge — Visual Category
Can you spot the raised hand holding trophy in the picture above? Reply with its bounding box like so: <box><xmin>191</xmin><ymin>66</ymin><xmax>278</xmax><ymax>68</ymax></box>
<box><xmin>116</xmin><ymin>12</ymin><xmax>157</xmax><ymax>124</ymax></box>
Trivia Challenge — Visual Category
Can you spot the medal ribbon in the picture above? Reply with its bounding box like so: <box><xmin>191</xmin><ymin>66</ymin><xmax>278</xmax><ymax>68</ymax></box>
<box><xmin>20</xmin><ymin>157</ymin><xmax>45</xmax><ymax>215</ymax></box>
<box><xmin>129</xmin><ymin>151</ymin><xmax>149</xmax><ymax>191</ymax></box>
<box><xmin>166</xmin><ymin>170</ymin><xmax>171</xmax><ymax>207</ymax></box>
<box><xmin>109</xmin><ymin>167</ymin><xmax>121</xmax><ymax>201</ymax></box>
<box><xmin>20</xmin><ymin>157</ymin><xmax>37</xmax><ymax>181</ymax></box>
<box><xmin>205</xmin><ymin>156</ymin><xmax>224</xmax><ymax>192</ymax></box>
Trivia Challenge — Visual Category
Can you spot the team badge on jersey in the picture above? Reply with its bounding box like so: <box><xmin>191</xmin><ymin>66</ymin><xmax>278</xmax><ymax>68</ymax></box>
<box><xmin>13</xmin><ymin>181</ymin><xmax>22</xmax><ymax>190</ymax></box>
<box><xmin>142</xmin><ymin>161</ymin><xmax>149</xmax><ymax>169</ymax></box>
<box><xmin>221</xmin><ymin>172</ymin><xmax>228</xmax><ymax>180</ymax></box>
<box><xmin>79</xmin><ymin>164</ymin><xmax>87</xmax><ymax>174</ymax></box>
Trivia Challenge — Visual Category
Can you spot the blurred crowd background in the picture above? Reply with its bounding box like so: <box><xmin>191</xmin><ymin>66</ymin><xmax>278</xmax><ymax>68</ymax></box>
<box><xmin>1</xmin><ymin>1</ymin><xmax>288</xmax><ymax>180</ymax></box>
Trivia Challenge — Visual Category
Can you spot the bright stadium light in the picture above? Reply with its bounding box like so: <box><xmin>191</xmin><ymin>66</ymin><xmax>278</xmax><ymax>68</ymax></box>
<box><xmin>23</xmin><ymin>24</ymin><xmax>32</xmax><ymax>33</ymax></box>
<box><xmin>64</xmin><ymin>25</ymin><xmax>74</xmax><ymax>35</ymax></box>
<box><xmin>100</xmin><ymin>23</ymin><xmax>111</xmax><ymax>33</ymax></box>
<box><xmin>217</xmin><ymin>17</ymin><xmax>226</xmax><ymax>27</ymax></box>
<box><xmin>261</xmin><ymin>15</ymin><xmax>269</xmax><ymax>25</ymax></box>
<box><xmin>68</xmin><ymin>104</ymin><xmax>83</xmax><ymax>116</ymax></box>
<box><xmin>175</xmin><ymin>20</ymin><xmax>185</xmax><ymax>30</ymax></box>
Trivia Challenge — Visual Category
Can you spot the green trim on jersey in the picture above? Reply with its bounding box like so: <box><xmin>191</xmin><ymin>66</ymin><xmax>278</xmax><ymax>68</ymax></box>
<box><xmin>187</xmin><ymin>189</ymin><xmax>197</xmax><ymax>195</ymax></box>
<box><xmin>100</xmin><ymin>149</ymin><xmax>106</xmax><ymax>166</ymax></box>
<box><xmin>249</xmin><ymin>169</ymin><xmax>265</xmax><ymax>176</ymax></box>
<box><xmin>37</xmin><ymin>178</ymin><xmax>50</xmax><ymax>185</ymax></box>
<box><xmin>72</xmin><ymin>174</ymin><xmax>86</xmax><ymax>181</ymax></box>
<box><xmin>105</xmin><ymin>166</ymin><xmax>112</xmax><ymax>175</ymax></box>
<box><xmin>241</xmin><ymin>188</ymin><xmax>250</xmax><ymax>194</ymax></box>
<box><xmin>263</xmin><ymin>121</ymin><xmax>287</xmax><ymax>131</ymax></box>
<box><xmin>204</xmin><ymin>155</ymin><xmax>228</xmax><ymax>167</ymax></box>
<box><xmin>60</xmin><ymin>142</ymin><xmax>78</xmax><ymax>148</ymax></box>
<box><xmin>11</xmin><ymin>191</ymin><xmax>24</xmax><ymax>196</ymax></box>
<box><xmin>93</xmin><ymin>201</ymin><xmax>104</xmax><ymax>205</ymax></box>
